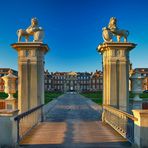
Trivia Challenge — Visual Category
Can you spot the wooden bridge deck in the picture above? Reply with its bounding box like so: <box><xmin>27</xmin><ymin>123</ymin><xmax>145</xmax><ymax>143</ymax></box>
<box><xmin>20</xmin><ymin>94</ymin><xmax>131</xmax><ymax>147</ymax></box>
<box><xmin>20</xmin><ymin>121</ymin><xmax>128</xmax><ymax>145</ymax></box>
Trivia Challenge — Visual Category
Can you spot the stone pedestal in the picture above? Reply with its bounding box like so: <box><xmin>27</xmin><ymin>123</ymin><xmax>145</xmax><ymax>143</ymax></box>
<box><xmin>132</xmin><ymin>110</ymin><xmax>148</xmax><ymax>148</ymax></box>
<box><xmin>5</xmin><ymin>99</ymin><xmax>17</xmax><ymax>110</ymax></box>
<box><xmin>11</xmin><ymin>42</ymin><xmax>49</xmax><ymax>113</ymax></box>
<box><xmin>0</xmin><ymin>110</ymin><xmax>18</xmax><ymax>147</ymax></box>
<box><xmin>98</xmin><ymin>43</ymin><xmax>136</xmax><ymax>112</ymax></box>
<box><xmin>131</xmin><ymin>99</ymin><xmax>142</xmax><ymax>110</ymax></box>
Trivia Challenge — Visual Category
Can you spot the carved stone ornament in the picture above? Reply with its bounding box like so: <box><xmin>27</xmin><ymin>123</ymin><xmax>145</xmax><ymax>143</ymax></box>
<box><xmin>17</xmin><ymin>18</ymin><xmax>44</xmax><ymax>42</ymax></box>
<box><xmin>102</xmin><ymin>17</ymin><xmax>129</xmax><ymax>43</ymax></box>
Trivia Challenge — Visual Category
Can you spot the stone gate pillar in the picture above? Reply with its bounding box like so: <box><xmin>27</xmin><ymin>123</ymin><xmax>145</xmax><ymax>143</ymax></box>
<box><xmin>11</xmin><ymin>42</ymin><xmax>49</xmax><ymax>113</ymax></box>
<box><xmin>98</xmin><ymin>43</ymin><xmax>136</xmax><ymax>111</ymax></box>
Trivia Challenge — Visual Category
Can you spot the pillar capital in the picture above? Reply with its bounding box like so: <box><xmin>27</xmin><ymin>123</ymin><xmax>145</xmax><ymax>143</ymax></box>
<box><xmin>11</xmin><ymin>42</ymin><xmax>49</xmax><ymax>54</ymax></box>
<box><xmin>97</xmin><ymin>42</ymin><xmax>136</xmax><ymax>53</ymax></box>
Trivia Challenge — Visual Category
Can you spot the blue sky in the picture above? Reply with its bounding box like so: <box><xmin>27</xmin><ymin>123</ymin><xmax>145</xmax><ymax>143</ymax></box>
<box><xmin>0</xmin><ymin>0</ymin><xmax>148</xmax><ymax>72</ymax></box>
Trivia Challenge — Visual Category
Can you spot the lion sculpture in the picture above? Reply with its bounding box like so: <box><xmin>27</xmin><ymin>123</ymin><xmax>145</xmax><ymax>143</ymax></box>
<box><xmin>102</xmin><ymin>17</ymin><xmax>129</xmax><ymax>43</ymax></box>
<box><xmin>17</xmin><ymin>18</ymin><xmax>44</xmax><ymax>42</ymax></box>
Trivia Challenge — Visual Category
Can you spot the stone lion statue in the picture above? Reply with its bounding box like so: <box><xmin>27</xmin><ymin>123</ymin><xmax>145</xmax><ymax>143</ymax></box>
<box><xmin>102</xmin><ymin>17</ymin><xmax>129</xmax><ymax>42</ymax></box>
<box><xmin>17</xmin><ymin>18</ymin><xmax>44</xmax><ymax>42</ymax></box>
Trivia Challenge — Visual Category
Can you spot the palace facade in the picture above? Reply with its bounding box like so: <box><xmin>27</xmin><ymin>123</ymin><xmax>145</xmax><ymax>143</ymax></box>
<box><xmin>44</xmin><ymin>70</ymin><xmax>103</xmax><ymax>92</ymax></box>
<box><xmin>0</xmin><ymin>68</ymin><xmax>148</xmax><ymax>93</ymax></box>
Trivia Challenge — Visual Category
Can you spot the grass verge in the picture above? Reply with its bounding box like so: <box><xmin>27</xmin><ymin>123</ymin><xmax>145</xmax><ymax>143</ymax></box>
<box><xmin>81</xmin><ymin>91</ymin><xmax>148</xmax><ymax>104</ymax></box>
<box><xmin>0</xmin><ymin>91</ymin><xmax>63</xmax><ymax>104</ymax></box>
<box><xmin>81</xmin><ymin>91</ymin><xmax>103</xmax><ymax>105</ymax></box>
<box><xmin>44</xmin><ymin>91</ymin><xmax>63</xmax><ymax>104</ymax></box>
<box><xmin>129</xmin><ymin>91</ymin><xmax>148</xmax><ymax>99</ymax></box>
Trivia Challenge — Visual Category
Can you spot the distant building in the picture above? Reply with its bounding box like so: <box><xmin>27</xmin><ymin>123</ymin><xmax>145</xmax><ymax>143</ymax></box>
<box><xmin>134</xmin><ymin>68</ymin><xmax>148</xmax><ymax>90</ymax></box>
<box><xmin>91</xmin><ymin>70</ymin><xmax>103</xmax><ymax>91</ymax></box>
<box><xmin>1</xmin><ymin>67</ymin><xmax>147</xmax><ymax>93</ymax></box>
<box><xmin>44</xmin><ymin>70</ymin><xmax>103</xmax><ymax>92</ymax></box>
<box><xmin>130</xmin><ymin>68</ymin><xmax>148</xmax><ymax>91</ymax></box>
<box><xmin>44</xmin><ymin>70</ymin><xmax>53</xmax><ymax>91</ymax></box>
<box><xmin>0</xmin><ymin>68</ymin><xmax>18</xmax><ymax>92</ymax></box>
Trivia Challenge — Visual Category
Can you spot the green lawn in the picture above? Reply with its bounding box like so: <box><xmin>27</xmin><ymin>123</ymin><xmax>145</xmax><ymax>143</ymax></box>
<box><xmin>0</xmin><ymin>91</ymin><xmax>63</xmax><ymax>104</ymax></box>
<box><xmin>1</xmin><ymin>91</ymin><xmax>148</xmax><ymax>104</ymax></box>
<box><xmin>139</xmin><ymin>93</ymin><xmax>148</xmax><ymax>99</ymax></box>
<box><xmin>44</xmin><ymin>91</ymin><xmax>63</xmax><ymax>104</ymax></box>
<box><xmin>129</xmin><ymin>91</ymin><xmax>148</xmax><ymax>99</ymax></box>
<box><xmin>81</xmin><ymin>91</ymin><xmax>148</xmax><ymax>105</ymax></box>
<box><xmin>81</xmin><ymin>91</ymin><xmax>103</xmax><ymax>105</ymax></box>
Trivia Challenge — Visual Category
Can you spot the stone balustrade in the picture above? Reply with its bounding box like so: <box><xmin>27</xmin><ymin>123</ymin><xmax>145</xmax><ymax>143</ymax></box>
<box><xmin>102</xmin><ymin>105</ymin><xmax>148</xmax><ymax>147</ymax></box>
<box><xmin>102</xmin><ymin>105</ymin><xmax>137</xmax><ymax>143</ymax></box>
<box><xmin>132</xmin><ymin>110</ymin><xmax>148</xmax><ymax>147</ymax></box>
<box><xmin>14</xmin><ymin>104</ymin><xmax>44</xmax><ymax>143</ymax></box>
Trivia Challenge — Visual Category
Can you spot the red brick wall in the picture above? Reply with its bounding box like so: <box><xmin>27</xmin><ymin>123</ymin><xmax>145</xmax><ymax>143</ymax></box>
<box><xmin>0</xmin><ymin>100</ymin><xmax>5</xmax><ymax>109</ymax></box>
<box><xmin>0</xmin><ymin>78</ymin><xmax>4</xmax><ymax>92</ymax></box>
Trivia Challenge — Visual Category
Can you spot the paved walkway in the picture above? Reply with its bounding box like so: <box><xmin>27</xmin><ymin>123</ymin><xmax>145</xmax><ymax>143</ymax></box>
<box><xmin>20</xmin><ymin>93</ymin><xmax>132</xmax><ymax>148</ymax></box>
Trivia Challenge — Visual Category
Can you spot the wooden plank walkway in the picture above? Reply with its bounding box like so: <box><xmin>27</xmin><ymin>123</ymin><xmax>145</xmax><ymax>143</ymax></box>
<box><xmin>19</xmin><ymin>94</ymin><xmax>132</xmax><ymax>147</ymax></box>
<box><xmin>20</xmin><ymin>121</ymin><xmax>127</xmax><ymax>145</ymax></box>
<box><xmin>20</xmin><ymin>122</ymin><xmax>67</xmax><ymax>145</ymax></box>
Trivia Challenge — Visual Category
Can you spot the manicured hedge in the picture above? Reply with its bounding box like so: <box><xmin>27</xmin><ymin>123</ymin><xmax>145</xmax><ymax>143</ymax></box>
<box><xmin>0</xmin><ymin>92</ymin><xmax>8</xmax><ymax>99</ymax></box>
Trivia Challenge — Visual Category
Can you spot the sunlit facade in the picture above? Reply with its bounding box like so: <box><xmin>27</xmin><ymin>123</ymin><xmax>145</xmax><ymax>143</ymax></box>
<box><xmin>44</xmin><ymin>70</ymin><xmax>103</xmax><ymax>92</ymax></box>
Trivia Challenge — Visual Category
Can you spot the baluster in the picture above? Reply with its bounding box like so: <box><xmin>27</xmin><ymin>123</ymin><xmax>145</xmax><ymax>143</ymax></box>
<box><xmin>14</xmin><ymin>105</ymin><xmax>44</xmax><ymax>143</ymax></box>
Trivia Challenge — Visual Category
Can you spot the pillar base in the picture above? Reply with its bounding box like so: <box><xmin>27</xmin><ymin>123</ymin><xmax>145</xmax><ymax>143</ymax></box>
<box><xmin>132</xmin><ymin>110</ymin><xmax>148</xmax><ymax>147</ymax></box>
<box><xmin>131</xmin><ymin>100</ymin><xmax>142</xmax><ymax>110</ymax></box>
<box><xmin>0</xmin><ymin>110</ymin><xmax>18</xmax><ymax>147</ymax></box>
<box><xmin>133</xmin><ymin>94</ymin><xmax>142</xmax><ymax>101</ymax></box>
<box><xmin>5</xmin><ymin>99</ymin><xmax>17</xmax><ymax>110</ymax></box>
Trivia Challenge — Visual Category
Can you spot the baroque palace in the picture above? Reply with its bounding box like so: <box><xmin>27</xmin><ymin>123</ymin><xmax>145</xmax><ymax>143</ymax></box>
<box><xmin>44</xmin><ymin>70</ymin><xmax>103</xmax><ymax>92</ymax></box>
<box><xmin>0</xmin><ymin>68</ymin><xmax>148</xmax><ymax>93</ymax></box>
<box><xmin>0</xmin><ymin>68</ymin><xmax>103</xmax><ymax>92</ymax></box>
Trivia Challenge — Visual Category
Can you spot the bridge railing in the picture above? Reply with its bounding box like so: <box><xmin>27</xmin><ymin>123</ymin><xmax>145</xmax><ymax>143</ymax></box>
<box><xmin>14</xmin><ymin>104</ymin><xmax>44</xmax><ymax>143</ymax></box>
<box><xmin>102</xmin><ymin>105</ymin><xmax>138</xmax><ymax>143</ymax></box>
